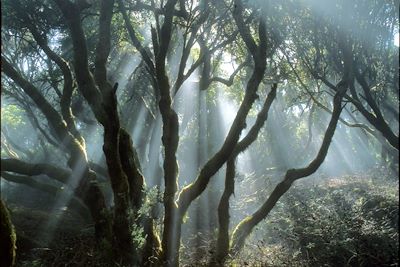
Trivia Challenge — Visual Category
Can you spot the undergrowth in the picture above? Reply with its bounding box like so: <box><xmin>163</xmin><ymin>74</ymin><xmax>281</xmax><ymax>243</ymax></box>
<box><xmin>231</xmin><ymin>172</ymin><xmax>398</xmax><ymax>267</ymax></box>
<box><xmin>9</xmin><ymin>171</ymin><xmax>399</xmax><ymax>266</ymax></box>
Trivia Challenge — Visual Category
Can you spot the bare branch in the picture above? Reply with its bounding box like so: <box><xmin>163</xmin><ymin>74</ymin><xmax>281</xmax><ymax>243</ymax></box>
<box><xmin>117</xmin><ymin>0</ymin><xmax>155</xmax><ymax>75</ymax></box>
<box><xmin>230</xmin><ymin>88</ymin><xmax>346</xmax><ymax>254</ymax></box>
<box><xmin>1</xmin><ymin>158</ymin><xmax>71</xmax><ymax>184</ymax></box>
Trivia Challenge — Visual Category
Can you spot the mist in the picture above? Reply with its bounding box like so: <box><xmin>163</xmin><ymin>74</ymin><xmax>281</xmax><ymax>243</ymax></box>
<box><xmin>1</xmin><ymin>0</ymin><xmax>398</xmax><ymax>266</ymax></box>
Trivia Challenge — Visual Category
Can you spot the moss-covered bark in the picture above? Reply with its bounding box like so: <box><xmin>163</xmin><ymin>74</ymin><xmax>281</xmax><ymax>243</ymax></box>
<box><xmin>230</xmin><ymin>88</ymin><xmax>346</xmax><ymax>255</ymax></box>
<box><xmin>0</xmin><ymin>199</ymin><xmax>16</xmax><ymax>267</ymax></box>
<box><xmin>119</xmin><ymin>128</ymin><xmax>162</xmax><ymax>265</ymax></box>
<box><xmin>212</xmin><ymin>85</ymin><xmax>277</xmax><ymax>266</ymax></box>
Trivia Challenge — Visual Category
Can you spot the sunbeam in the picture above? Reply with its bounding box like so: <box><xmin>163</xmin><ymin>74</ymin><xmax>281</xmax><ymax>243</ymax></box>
<box><xmin>2</xmin><ymin>0</ymin><xmax>398</xmax><ymax>266</ymax></box>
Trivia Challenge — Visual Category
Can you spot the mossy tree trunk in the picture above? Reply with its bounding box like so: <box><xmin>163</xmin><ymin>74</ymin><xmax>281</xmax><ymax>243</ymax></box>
<box><xmin>155</xmin><ymin>1</ymin><xmax>181</xmax><ymax>263</ymax></box>
<box><xmin>0</xmin><ymin>199</ymin><xmax>16</xmax><ymax>267</ymax></box>
<box><xmin>1</xmin><ymin>56</ymin><xmax>112</xmax><ymax>244</ymax></box>
<box><xmin>212</xmin><ymin>84</ymin><xmax>277</xmax><ymax>265</ymax></box>
<box><xmin>52</xmin><ymin>0</ymin><xmax>141</xmax><ymax>263</ymax></box>
<box><xmin>230</xmin><ymin>86</ymin><xmax>346</xmax><ymax>255</ymax></box>
<box><xmin>119</xmin><ymin>128</ymin><xmax>162</xmax><ymax>264</ymax></box>
<box><xmin>173</xmin><ymin>2</ymin><xmax>272</xmax><ymax>265</ymax></box>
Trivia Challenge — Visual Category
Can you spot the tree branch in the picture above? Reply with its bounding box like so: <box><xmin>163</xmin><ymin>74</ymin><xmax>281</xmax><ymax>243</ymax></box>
<box><xmin>213</xmin><ymin>84</ymin><xmax>277</xmax><ymax>264</ymax></box>
<box><xmin>1</xmin><ymin>171</ymin><xmax>90</xmax><ymax>221</ymax></box>
<box><xmin>53</xmin><ymin>0</ymin><xmax>105</xmax><ymax>123</ymax></box>
<box><xmin>1</xmin><ymin>158</ymin><xmax>71</xmax><ymax>184</ymax></box>
<box><xmin>177</xmin><ymin>7</ymin><xmax>269</xmax><ymax>220</ymax></box>
<box><xmin>1</xmin><ymin>57</ymin><xmax>72</xmax><ymax>144</ymax></box>
<box><xmin>230</xmin><ymin>88</ymin><xmax>345</xmax><ymax>254</ymax></box>
<box><xmin>117</xmin><ymin>0</ymin><xmax>155</xmax><ymax>75</ymax></box>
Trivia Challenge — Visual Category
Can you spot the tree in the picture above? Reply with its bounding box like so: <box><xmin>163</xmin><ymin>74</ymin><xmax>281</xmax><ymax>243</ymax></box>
<box><xmin>289</xmin><ymin>0</ymin><xmax>399</xmax><ymax>151</ymax></box>
<box><xmin>1</xmin><ymin>0</ymin><xmax>398</xmax><ymax>266</ymax></box>
<box><xmin>0</xmin><ymin>199</ymin><xmax>17</xmax><ymax>267</ymax></box>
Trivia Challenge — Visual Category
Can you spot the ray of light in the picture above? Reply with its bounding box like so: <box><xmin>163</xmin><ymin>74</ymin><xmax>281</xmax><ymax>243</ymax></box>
<box><xmin>144</xmin><ymin>113</ymin><xmax>163</xmax><ymax>188</ymax></box>
<box><xmin>37</xmin><ymin>155</ymin><xmax>88</xmax><ymax>246</ymax></box>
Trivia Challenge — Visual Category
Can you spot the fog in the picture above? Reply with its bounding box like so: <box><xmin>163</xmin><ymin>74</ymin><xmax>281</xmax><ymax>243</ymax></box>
<box><xmin>1</xmin><ymin>0</ymin><xmax>398</xmax><ymax>266</ymax></box>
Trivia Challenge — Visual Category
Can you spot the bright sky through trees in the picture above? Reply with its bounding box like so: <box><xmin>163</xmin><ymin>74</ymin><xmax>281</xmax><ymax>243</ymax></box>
<box><xmin>1</xmin><ymin>0</ymin><xmax>398</xmax><ymax>266</ymax></box>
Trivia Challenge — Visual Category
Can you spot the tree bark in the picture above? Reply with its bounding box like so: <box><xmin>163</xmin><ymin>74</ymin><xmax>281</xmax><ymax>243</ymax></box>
<box><xmin>0</xmin><ymin>199</ymin><xmax>17</xmax><ymax>267</ymax></box>
<box><xmin>164</xmin><ymin>3</ymin><xmax>271</xmax><ymax>265</ymax></box>
<box><xmin>213</xmin><ymin>84</ymin><xmax>277</xmax><ymax>265</ymax></box>
<box><xmin>213</xmin><ymin>158</ymin><xmax>235</xmax><ymax>266</ymax></box>
<box><xmin>119</xmin><ymin>129</ymin><xmax>162</xmax><ymax>265</ymax></box>
<box><xmin>230</xmin><ymin>88</ymin><xmax>345</xmax><ymax>255</ymax></box>
<box><xmin>1</xmin><ymin>58</ymin><xmax>112</xmax><ymax>243</ymax></box>
<box><xmin>1</xmin><ymin>172</ymin><xmax>90</xmax><ymax>222</ymax></box>
<box><xmin>54</xmin><ymin>1</ymin><xmax>141</xmax><ymax>263</ymax></box>
<box><xmin>137</xmin><ymin>1</ymin><xmax>181</xmax><ymax>265</ymax></box>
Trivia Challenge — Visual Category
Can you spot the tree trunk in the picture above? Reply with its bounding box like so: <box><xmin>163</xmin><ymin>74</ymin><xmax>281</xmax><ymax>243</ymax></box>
<box><xmin>159</xmin><ymin>90</ymin><xmax>180</xmax><ymax>267</ymax></box>
<box><xmin>79</xmin><ymin>175</ymin><xmax>113</xmax><ymax>242</ymax></box>
<box><xmin>213</xmin><ymin>158</ymin><xmax>235</xmax><ymax>266</ymax></box>
<box><xmin>212</xmin><ymin>85</ymin><xmax>277</xmax><ymax>265</ymax></box>
<box><xmin>119</xmin><ymin>128</ymin><xmax>162</xmax><ymax>264</ymax></box>
<box><xmin>230</xmin><ymin>89</ymin><xmax>345</xmax><ymax>255</ymax></box>
<box><xmin>0</xmin><ymin>199</ymin><xmax>16</xmax><ymax>267</ymax></box>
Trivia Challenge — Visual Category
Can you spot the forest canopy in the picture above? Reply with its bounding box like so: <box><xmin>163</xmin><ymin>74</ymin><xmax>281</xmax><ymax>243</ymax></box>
<box><xmin>1</xmin><ymin>0</ymin><xmax>398</xmax><ymax>266</ymax></box>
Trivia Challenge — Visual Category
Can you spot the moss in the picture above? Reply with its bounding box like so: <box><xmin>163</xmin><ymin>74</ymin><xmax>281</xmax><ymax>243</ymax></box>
<box><xmin>0</xmin><ymin>199</ymin><xmax>17</xmax><ymax>266</ymax></box>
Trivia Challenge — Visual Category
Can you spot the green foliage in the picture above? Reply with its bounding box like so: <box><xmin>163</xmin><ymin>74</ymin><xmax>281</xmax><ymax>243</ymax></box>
<box><xmin>2</xmin><ymin>0</ymin><xmax>64</xmax><ymax>33</ymax></box>
<box><xmin>1</xmin><ymin>104</ymin><xmax>26</xmax><ymax>129</ymax></box>
<box><xmin>244</xmin><ymin>173</ymin><xmax>399</xmax><ymax>266</ymax></box>
<box><xmin>1</xmin><ymin>0</ymin><xmax>398</xmax><ymax>265</ymax></box>
<box><xmin>130</xmin><ymin>223</ymin><xmax>145</xmax><ymax>249</ymax></box>
<box><xmin>19</xmin><ymin>259</ymin><xmax>44</xmax><ymax>267</ymax></box>
<box><xmin>129</xmin><ymin>187</ymin><xmax>162</xmax><ymax>250</ymax></box>
<box><xmin>137</xmin><ymin>186</ymin><xmax>162</xmax><ymax>218</ymax></box>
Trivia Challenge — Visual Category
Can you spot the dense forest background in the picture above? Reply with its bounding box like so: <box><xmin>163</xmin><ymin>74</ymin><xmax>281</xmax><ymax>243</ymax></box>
<box><xmin>1</xmin><ymin>0</ymin><xmax>398</xmax><ymax>266</ymax></box>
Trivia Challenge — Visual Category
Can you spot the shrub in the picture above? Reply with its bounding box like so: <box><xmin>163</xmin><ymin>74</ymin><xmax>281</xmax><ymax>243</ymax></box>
<box><xmin>240</xmin><ymin>173</ymin><xmax>398</xmax><ymax>266</ymax></box>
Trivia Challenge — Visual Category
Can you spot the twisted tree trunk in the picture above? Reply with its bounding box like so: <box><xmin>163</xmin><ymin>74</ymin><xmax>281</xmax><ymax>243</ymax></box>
<box><xmin>0</xmin><ymin>199</ymin><xmax>17</xmax><ymax>267</ymax></box>
<box><xmin>230</xmin><ymin>88</ymin><xmax>345</xmax><ymax>255</ymax></box>
<box><xmin>212</xmin><ymin>84</ymin><xmax>277</xmax><ymax>265</ymax></box>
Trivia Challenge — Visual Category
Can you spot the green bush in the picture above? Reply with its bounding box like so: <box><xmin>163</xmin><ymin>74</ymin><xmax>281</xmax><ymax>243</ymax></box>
<box><xmin>239</xmin><ymin>173</ymin><xmax>398</xmax><ymax>267</ymax></box>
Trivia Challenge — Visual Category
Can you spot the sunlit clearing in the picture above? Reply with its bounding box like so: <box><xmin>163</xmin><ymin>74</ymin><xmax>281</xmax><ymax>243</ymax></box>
<box><xmin>266</xmin><ymin>103</ymin><xmax>297</xmax><ymax>169</ymax></box>
<box><xmin>220</xmin><ymin>52</ymin><xmax>238</xmax><ymax>75</ymax></box>
<box><xmin>215</xmin><ymin>87</ymin><xmax>255</xmax><ymax>173</ymax></box>
<box><xmin>237</xmin><ymin>151</ymin><xmax>254</xmax><ymax>175</ymax></box>
<box><xmin>173</xmin><ymin>72</ymin><xmax>199</xmax><ymax>137</ymax></box>
<box><xmin>85</xmin><ymin>126</ymin><xmax>104</xmax><ymax>163</ymax></box>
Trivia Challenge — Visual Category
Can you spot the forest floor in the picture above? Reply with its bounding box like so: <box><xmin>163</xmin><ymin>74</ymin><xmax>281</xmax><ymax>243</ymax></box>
<box><xmin>9</xmin><ymin>204</ymin><xmax>105</xmax><ymax>266</ymax></box>
<box><xmin>5</xmin><ymin>171</ymin><xmax>399</xmax><ymax>267</ymax></box>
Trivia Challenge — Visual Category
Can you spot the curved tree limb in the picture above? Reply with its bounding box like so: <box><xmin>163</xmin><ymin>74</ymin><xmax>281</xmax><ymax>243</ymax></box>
<box><xmin>1</xmin><ymin>158</ymin><xmax>71</xmax><ymax>184</ymax></box>
<box><xmin>283</xmin><ymin>50</ymin><xmax>380</xmax><ymax>141</ymax></box>
<box><xmin>53</xmin><ymin>0</ymin><xmax>105</xmax><ymax>123</ymax></box>
<box><xmin>300</xmin><ymin>46</ymin><xmax>399</xmax><ymax>150</ymax></box>
<box><xmin>117</xmin><ymin>0</ymin><xmax>155</xmax><ymax>76</ymax></box>
<box><xmin>213</xmin><ymin>84</ymin><xmax>277</xmax><ymax>265</ymax></box>
<box><xmin>2</xmin><ymin>58</ymin><xmax>70</xmax><ymax>143</ymax></box>
<box><xmin>15</xmin><ymin>4</ymin><xmax>80</xmax><ymax>143</ymax></box>
<box><xmin>230</xmin><ymin>87</ymin><xmax>346</xmax><ymax>255</ymax></box>
<box><xmin>1</xmin><ymin>172</ymin><xmax>90</xmax><ymax>221</ymax></box>
<box><xmin>177</xmin><ymin>0</ymin><xmax>268</xmax><ymax>220</ymax></box>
